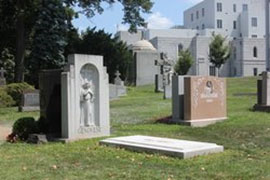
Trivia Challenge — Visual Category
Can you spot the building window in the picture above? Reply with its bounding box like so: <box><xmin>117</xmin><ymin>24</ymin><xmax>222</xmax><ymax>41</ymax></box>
<box><xmin>178</xmin><ymin>44</ymin><xmax>183</xmax><ymax>54</ymax></box>
<box><xmin>233</xmin><ymin>21</ymin><xmax>237</xmax><ymax>29</ymax></box>
<box><xmin>209</xmin><ymin>66</ymin><xmax>216</xmax><ymax>76</ymax></box>
<box><xmin>202</xmin><ymin>24</ymin><xmax>205</xmax><ymax>30</ymax></box>
<box><xmin>253</xmin><ymin>68</ymin><xmax>258</xmax><ymax>76</ymax></box>
<box><xmin>217</xmin><ymin>3</ymin><xmax>222</xmax><ymax>12</ymax></box>
<box><xmin>217</xmin><ymin>19</ymin><xmax>223</xmax><ymax>29</ymax></box>
<box><xmin>233</xmin><ymin>47</ymin><xmax>237</xmax><ymax>59</ymax></box>
<box><xmin>191</xmin><ymin>13</ymin><xmax>194</xmax><ymax>21</ymax></box>
<box><xmin>252</xmin><ymin>35</ymin><xmax>258</xmax><ymax>38</ymax></box>
<box><xmin>202</xmin><ymin>8</ymin><xmax>205</xmax><ymax>17</ymax></box>
<box><xmin>233</xmin><ymin>4</ymin><xmax>237</xmax><ymax>12</ymax></box>
<box><xmin>196</xmin><ymin>11</ymin><xmax>199</xmax><ymax>19</ymax></box>
<box><xmin>252</xmin><ymin>17</ymin><xmax>258</xmax><ymax>27</ymax></box>
<box><xmin>243</xmin><ymin>4</ymin><xmax>248</xmax><ymax>11</ymax></box>
<box><xmin>253</xmin><ymin>47</ymin><xmax>258</xmax><ymax>58</ymax></box>
<box><xmin>234</xmin><ymin>68</ymin><xmax>237</xmax><ymax>76</ymax></box>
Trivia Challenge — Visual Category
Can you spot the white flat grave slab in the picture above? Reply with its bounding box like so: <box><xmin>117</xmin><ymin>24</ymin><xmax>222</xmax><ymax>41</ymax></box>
<box><xmin>100</xmin><ymin>135</ymin><xmax>224</xmax><ymax>159</ymax></box>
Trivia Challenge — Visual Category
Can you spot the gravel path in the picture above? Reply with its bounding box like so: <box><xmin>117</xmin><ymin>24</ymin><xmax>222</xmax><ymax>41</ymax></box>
<box><xmin>0</xmin><ymin>125</ymin><xmax>11</xmax><ymax>141</ymax></box>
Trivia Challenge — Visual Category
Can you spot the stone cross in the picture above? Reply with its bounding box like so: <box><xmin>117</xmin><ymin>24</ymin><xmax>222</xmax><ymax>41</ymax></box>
<box><xmin>155</xmin><ymin>53</ymin><xmax>175</xmax><ymax>87</ymax></box>
<box><xmin>114</xmin><ymin>70</ymin><xmax>124</xmax><ymax>86</ymax></box>
<box><xmin>115</xmin><ymin>70</ymin><xmax>121</xmax><ymax>78</ymax></box>
<box><xmin>0</xmin><ymin>67</ymin><xmax>6</xmax><ymax>78</ymax></box>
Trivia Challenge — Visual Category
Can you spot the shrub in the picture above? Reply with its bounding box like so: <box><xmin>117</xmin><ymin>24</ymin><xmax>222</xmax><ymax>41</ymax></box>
<box><xmin>4</xmin><ymin>82</ymin><xmax>34</xmax><ymax>105</ymax></box>
<box><xmin>174</xmin><ymin>49</ymin><xmax>193</xmax><ymax>75</ymax></box>
<box><xmin>0</xmin><ymin>88</ymin><xmax>15</xmax><ymax>108</ymax></box>
<box><xmin>12</xmin><ymin>117</ymin><xmax>39</xmax><ymax>141</ymax></box>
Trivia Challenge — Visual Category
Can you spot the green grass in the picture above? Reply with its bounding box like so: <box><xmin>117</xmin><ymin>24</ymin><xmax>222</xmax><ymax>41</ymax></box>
<box><xmin>0</xmin><ymin>77</ymin><xmax>270</xmax><ymax>180</ymax></box>
<box><xmin>0</xmin><ymin>107</ymin><xmax>39</xmax><ymax>126</ymax></box>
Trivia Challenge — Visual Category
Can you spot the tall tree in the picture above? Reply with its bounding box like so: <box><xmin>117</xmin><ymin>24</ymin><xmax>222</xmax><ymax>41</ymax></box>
<box><xmin>0</xmin><ymin>0</ymin><xmax>153</xmax><ymax>83</ymax></box>
<box><xmin>174</xmin><ymin>49</ymin><xmax>193</xmax><ymax>75</ymax></box>
<box><xmin>13</xmin><ymin>0</ymin><xmax>41</xmax><ymax>83</ymax></box>
<box><xmin>209</xmin><ymin>33</ymin><xmax>231</xmax><ymax>75</ymax></box>
<box><xmin>0</xmin><ymin>48</ymin><xmax>15</xmax><ymax>83</ymax></box>
<box><xmin>76</xmin><ymin>28</ymin><xmax>133</xmax><ymax>82</ymax></box>
<box><xmin>0</xmin><ymin>0</ymin><xmax>16</xmax><ymax>66</ymax></box>
<box><xmin>27</xmin><ymin>0</ymin><xmax>67</xmax><ymax>87</ymax></box>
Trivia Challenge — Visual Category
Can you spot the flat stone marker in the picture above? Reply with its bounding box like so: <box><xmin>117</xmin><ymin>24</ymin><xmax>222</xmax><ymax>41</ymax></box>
<box><xmin>19</xmin><ymin>90</ymin><xmax>40</xmax><ymax>112</ymax></box>
<box><xmin>100</xmin><ymin>135</ymin><xmax>224</xmax><ymax>159</ymax></box>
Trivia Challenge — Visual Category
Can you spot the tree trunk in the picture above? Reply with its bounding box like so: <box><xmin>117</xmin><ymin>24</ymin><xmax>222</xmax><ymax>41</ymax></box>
<box><xmin>14</xmin><ymin>2</ymin><xmax>25</xmax><ymax>83</ymax></box>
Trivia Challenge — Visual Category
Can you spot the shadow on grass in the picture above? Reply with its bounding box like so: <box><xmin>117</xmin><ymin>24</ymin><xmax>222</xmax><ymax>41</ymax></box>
<box><xmin>155</xmin><ymin>116</ymin><xmax>176</xmax><ymax>125</ymax></box>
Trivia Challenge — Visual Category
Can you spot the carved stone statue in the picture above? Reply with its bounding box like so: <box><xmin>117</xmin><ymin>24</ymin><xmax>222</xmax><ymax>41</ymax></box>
<box><xmin>80</xmin><ymin>82</ymin><xmax>94</xmax><ymax>126</ymax></box>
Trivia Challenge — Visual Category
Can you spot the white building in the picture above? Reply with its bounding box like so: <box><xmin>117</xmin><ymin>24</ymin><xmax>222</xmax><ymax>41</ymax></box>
<box><xmin>116</xmin><ymin>0</ymin><xmax>267</xmax><ymax>83</ymax></box>
<box><xmin>184</xmin><ymin>0</ymin><xmax>265</xmax><ymax>39</ymax></box>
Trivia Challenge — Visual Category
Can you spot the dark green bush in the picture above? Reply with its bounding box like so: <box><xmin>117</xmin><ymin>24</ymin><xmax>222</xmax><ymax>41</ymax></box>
<box><xmin>4</xmin><ymin>82</ymin><xmax>34</xmax><ymax>105</ymax></box>
<box><xmin>0</xmin><ymin>88</ymin><xmax>15</xmax><ymax>108</ymax></box>
<box><xmin>12</xmin><ymin>117</ymin><xmax>39</xmax><ymax>140</ymax></box>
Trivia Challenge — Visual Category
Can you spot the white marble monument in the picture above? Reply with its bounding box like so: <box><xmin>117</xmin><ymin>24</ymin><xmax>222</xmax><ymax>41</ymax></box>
<box><xmin>109</xmin><ymin>70</ymin><xmax>127</xmax><ymax>100</ymax></box>
<box><xmin>61</xmin><ymin>54</ymin><xmax>110</xmax><ymax>141</ymax></box>
<box><xmin>100</xmin><ymin>135</ymin><xmax>224</xmax><ymax>159</ymax></box>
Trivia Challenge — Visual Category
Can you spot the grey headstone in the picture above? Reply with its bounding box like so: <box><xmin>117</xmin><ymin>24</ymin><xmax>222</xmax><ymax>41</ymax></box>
<box><xmin>114</xmin><ymin>70</ymin><xmax>124</xmax><ymax>86</ymax></box>
<box><xmin>257</xmin><ymin>80</ymin><xmax>262</xmax><ymax>105</ymax></box>
<box><xmin>19</xmin><ymin>90</ymin><xmax>40</xmax><ymax>112</ymax></box>
<box><xmin>254</xmin><ymin>72</ymin><xmax>270</xmax><ymax>111</ymax></box>
<box><xmin>172</xmin><ymin>75</ymin><xmax>185</xmax><ymax>121</ymax></box>
<box><xmin>110</xmin><ymin>70</ymin><xmax>127</xmax><ymax>100</ymax></box>
<box><xmin>164</xmin><ymin>84</ymin><xmax>172</xmax><ymax>99</ymax></box>
<box><xmin>261</xmin><ymin>72</ymin><xmax>270</xmax><ymax>106</ymax></box>
<box><xmin>155</xmin><ymin>74</ymin><xmax>163</xmax><ymax>92</ymax></box>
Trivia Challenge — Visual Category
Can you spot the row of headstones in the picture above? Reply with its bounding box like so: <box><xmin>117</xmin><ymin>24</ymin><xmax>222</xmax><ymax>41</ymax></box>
<box><xmin>18</xmin><ymin>69</ymin><xmax>126</xmax><ymax>112</ymax></box>
<box><xmin>4</xmin><ymin>53</ymin><xmax>267</xmax><ymax>142</ymax></box>
<box><xmin>38</xmin><ymin>54</ymin><xmax>229</xmax><ymax>141</ymax></box>
<box><xmin>154</xmin><ymin>53</ymin><xmax>174</xmax><ymax>99</ymax></box>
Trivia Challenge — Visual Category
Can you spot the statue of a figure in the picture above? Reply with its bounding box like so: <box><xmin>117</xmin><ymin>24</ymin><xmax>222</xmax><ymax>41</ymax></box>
<box><xmin>80</xmin><ymin>82</ymin><xmax>94</xmax><ymax>126</ymax></box>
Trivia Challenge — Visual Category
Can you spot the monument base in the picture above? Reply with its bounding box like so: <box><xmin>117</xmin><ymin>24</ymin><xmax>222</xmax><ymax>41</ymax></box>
<box><xmin>253</xmin><ymin>104</ymin><xmax>270</xmax><ymax>112</ymax></box>
<box><xmin>171</xmin><ymin>117</ymin><xmax>227</xmax><ymax>127</ymax></box>
<box><xmin>54</xmin><ymin>134</ymin><xmax>110</xmax><ymax>143</ymax></box>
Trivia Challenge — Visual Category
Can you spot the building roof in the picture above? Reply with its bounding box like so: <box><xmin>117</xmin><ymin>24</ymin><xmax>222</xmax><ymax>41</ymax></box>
<box><xmin>131</xmin><ymin>40</ymin><xmax>156</xmax><ymax>51</ymax></box>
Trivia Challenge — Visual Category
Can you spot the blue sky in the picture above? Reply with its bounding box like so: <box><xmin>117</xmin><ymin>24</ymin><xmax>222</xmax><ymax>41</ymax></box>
<box><xmin>72</xmin><ymin>0</ymin><xmax>203</xmax><ymax>34</ymax></box>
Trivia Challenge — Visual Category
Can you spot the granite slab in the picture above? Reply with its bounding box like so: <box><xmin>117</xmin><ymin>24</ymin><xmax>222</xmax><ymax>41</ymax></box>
<box><xmin>100</xmin><ymin>135</ymin><xmax>224</xmax><ymax>159</ymax></box>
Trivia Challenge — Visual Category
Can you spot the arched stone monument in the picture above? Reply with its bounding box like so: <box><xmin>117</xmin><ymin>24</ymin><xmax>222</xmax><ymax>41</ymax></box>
<box><xmin>61</xmin><ymin>54</ymin><xmax>110</xmax><ymax>141</ymax></box>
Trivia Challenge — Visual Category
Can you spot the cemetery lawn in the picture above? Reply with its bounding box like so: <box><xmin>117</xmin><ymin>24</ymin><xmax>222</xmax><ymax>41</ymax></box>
<box><xmin>0</xmin><ymin>77</ymin><xmax>270</xmax><ymax>180</ymax></box>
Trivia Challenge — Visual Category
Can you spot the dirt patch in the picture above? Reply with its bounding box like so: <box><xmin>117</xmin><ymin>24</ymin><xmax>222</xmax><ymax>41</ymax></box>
<box><xmin>0</xmin><ymin>125</ymin><xmax>12</xmax><ymax>141</ymax></box>
<box><xmin>155</xmin><ymin>116</ymin><xmax>175</xmax><ymax>124</ymax></box>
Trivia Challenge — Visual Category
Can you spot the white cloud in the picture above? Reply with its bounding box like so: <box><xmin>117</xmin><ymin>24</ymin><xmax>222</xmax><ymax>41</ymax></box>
<box><xmin>116</xmin><ymin>24</ymin><xmax>129</xmax><ymax>31</ymax></box>
<box><xmin>188</xmin><ymin>0</ymin><xmax>203</xmax><ymax>4</ymax></box>
<box><xmin>147</xmin><ymin>12</ymin><xmax>174</xmax><ymax>29</ymax></box>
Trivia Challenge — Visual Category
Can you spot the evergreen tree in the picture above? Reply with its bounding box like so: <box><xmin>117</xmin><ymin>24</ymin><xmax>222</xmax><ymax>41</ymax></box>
<box><xmin>77</xmin><ymin>28</ymin><xmax>133</xmax><ymax>83</ymax></box>
<box><xmin>0</xmin><ymin>0</ymin><xmax>153</xmax><ymax>83</ymax></box>
<box><xmin>174</xmin><ymin>49</ymin><xmax>193</xmax><ymax>75</ymax></box>
<box><xmin>27</xmin><ymin>0</ymin><xmax>67</xmax><ymax>86</ymax></box>
<box><xmin>0</xmin><ymin>48</ymin><xmax>15</xmax><ymax>83</ymax></box>
<box><xmin>209</xmin><ymin>33</ymin><xmax>231</xmax><ymax>75</ymax></box>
